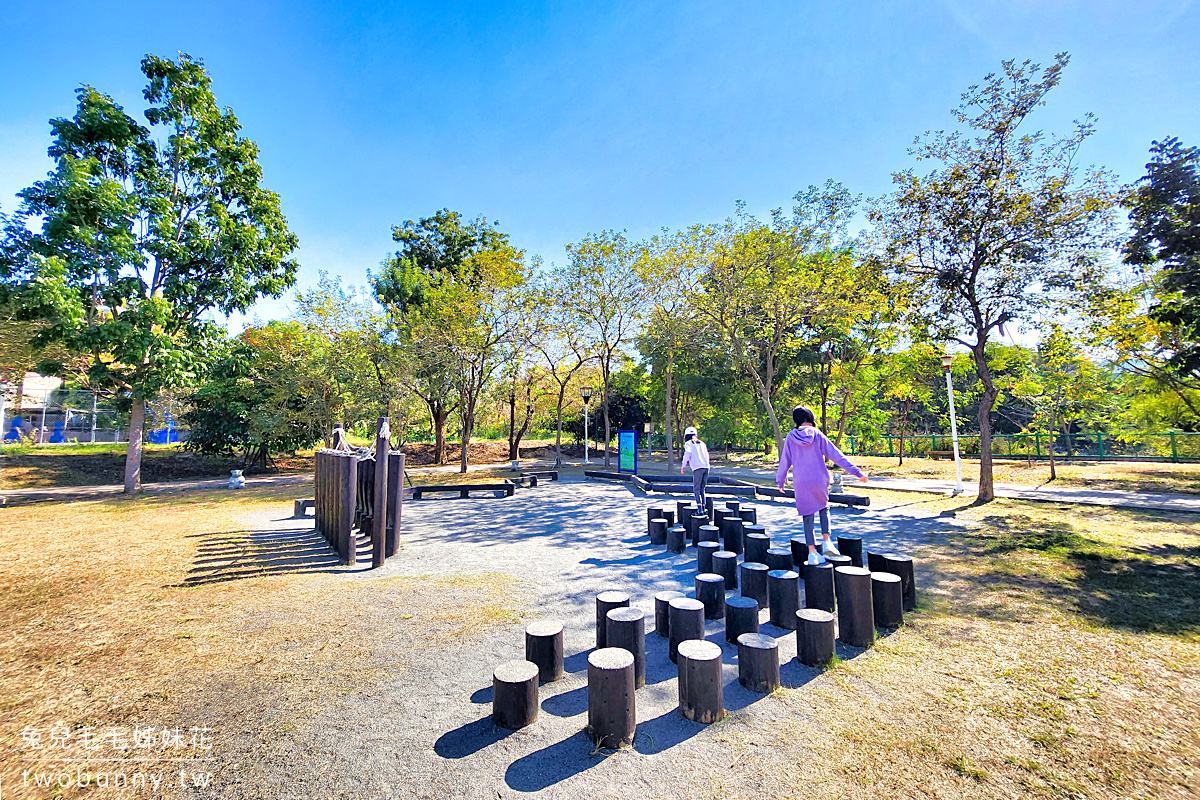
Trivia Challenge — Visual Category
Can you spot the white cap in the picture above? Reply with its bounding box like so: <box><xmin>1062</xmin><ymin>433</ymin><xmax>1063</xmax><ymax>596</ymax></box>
<box><xmin>684</xmin><ymin>426</ymin><xmax>697</xmax><ymax>437</ymax></box>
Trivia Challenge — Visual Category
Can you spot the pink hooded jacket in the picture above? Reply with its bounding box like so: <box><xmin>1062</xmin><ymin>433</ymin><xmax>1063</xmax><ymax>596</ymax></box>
<box><xmin>776</xmin><ymin>425</ymin><xmax>864</xmax><ymax>515</ymax></box>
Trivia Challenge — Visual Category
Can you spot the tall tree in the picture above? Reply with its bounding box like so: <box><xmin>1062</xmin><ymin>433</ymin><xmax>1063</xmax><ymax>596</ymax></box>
<box><xmin>696</xmin><ymin>183</ymin><xmax>859</xmax><ymax>455</ymax></box>
<box><xmin>562</xmin><ymin>231</ymin><xmax>644</xmax><ymax>467</ymax></box>
<box><xmin>531</xmin><ymin>267</ymin><xmax>594</xmax><ymax>464</ymax></box>
<box><xmin>374</xmin><ymin>210</ymin><xmax>529</xmax><ymax>473</ymax></box>
<box><xmin>1124</xmin><ymin>137</ymin><xmax>1200</xmax><ymax>375</ymax></box>
<box><xmin>636</xmin><ymin>227</ymin><xmax>709</xmax><ymax>469</ymax></box>
<box><xmin>0</xmin><ymin>54</ymin><xmax>298</xmax><ymax>491</ymax></box>
<box><xmin>869</xmin><ymin>54</ymin><xmax>1115</xmax><ymax>502</ymax></box>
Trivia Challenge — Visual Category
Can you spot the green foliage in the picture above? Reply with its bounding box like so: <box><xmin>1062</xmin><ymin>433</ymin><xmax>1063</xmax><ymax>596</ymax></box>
<box><xmin>1124</xmin><ymin>137</ymin><xmax>1200</xmax><ymax>376</ymax></box>
<box><xmin>0</xmin><ymin>54</ymin><xmax>297</xmax><ymax>489</ymax></box>
<box><xmin>184</xmin><ymin>322</ymin><xmax>335</xmax><ymax>465</ymax></box>
<box><xmin>870</xmin><ymin>54</ymin><xmax>1116</xmax><ymax>499</ymax></box>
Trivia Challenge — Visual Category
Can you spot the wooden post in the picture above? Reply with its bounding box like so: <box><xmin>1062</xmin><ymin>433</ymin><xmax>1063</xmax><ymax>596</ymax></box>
<box><xmin>386</xmin><ymin>451</ymin><xmax>404</xmax><ymax>556</ymax></box>
<box><xmin>340</xmin><ymin>453</ymin><xmax>357</xmax><ymax>566</ymax></box>
<box><xmin>372</xmin><ymin>417</ymin><xmax>389</xmax><ymax>568</ymax></box>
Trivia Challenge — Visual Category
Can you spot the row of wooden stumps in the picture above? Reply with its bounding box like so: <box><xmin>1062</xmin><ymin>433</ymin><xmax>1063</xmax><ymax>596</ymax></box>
<box><xmin>313</xmin><ymin>418</ymin><xmax>404</xmax><ymax>568</ymax></box>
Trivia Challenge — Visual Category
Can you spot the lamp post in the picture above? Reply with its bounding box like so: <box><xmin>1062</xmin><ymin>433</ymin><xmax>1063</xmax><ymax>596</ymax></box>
<box><xmin>644</xmin><ymin>421</ymin><xmax>652</xmax><ymax>456</ymax></box>
<box><xmin>581</xmin><ymin>386</ymin><xmax>593</xmax><ymax>464</ymax></box>
<box><xmin>942</xmin><ymin>353</ymin><xmax>964</xmax><ymax>496</ymax></box>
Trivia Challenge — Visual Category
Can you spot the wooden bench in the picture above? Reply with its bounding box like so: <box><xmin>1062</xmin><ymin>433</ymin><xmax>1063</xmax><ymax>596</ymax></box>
<box><xmin>409</xmin><ymin>481</ymin><xmax>516</xmax><ymax>500</ymax></box>
<box><xmin>929</xmin><ymin>451</ymin><xmax>955</xmax><ymax>459</ymax></box>
<box><xmin>293</xmin><ymin>498</ymin><xmax>315</xmax><ymax>518</ymax></box>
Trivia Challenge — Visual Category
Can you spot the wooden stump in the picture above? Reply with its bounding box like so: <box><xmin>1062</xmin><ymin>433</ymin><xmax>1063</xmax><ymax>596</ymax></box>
<box><xmin>524</xmin><ymin>621</ymin><xmax>564</xmax><ymax>683</ymax></box>
<box><xmin>695</xmin><ymin>573</ymin><xmax>726</xmax><ymax>620</ymax></box>
<box><xmin>871</xmin><ymin>572</ymin><xmax>904</xmax><ymax>629</ymax></box>
<box><xmin>834</xmin><ymin>566</ymin><xmax>875</xmax><ymax>648</ymax></box>
<box><xmin>661</xmin><ymin>509</ymin><xmax>675</xmax><ymax>527</ymax></box>
<box><xmin>689</xmin><ymin>513</ymin><xmax>709</xmax><ymax>546</ymax></box>
<box><xmin>796</xmin><ymin>608</ymin><xmax>836</xmax><ymax>667</ymax></box>
<box><xmin>712</xmin><ymin>550</ymin><xmax>738</xmax><ymax>590</ymax></box>
<box><xmin>493</xmin><ymin>660</ymin><xmax>539</xmax><ymax>730</ymax></box>
<box><xmin>739</xmin><ymin>561</ymin><xmax>769</xmax><ymax>609</ymax></box>
<box><xmin>646</xmin><ymin>506</ymin><xmax>664</xmax><ymax>534</ymax></box>
<box><xmin>737</xmin><ymin>632</ymin><xmax>780</xmax><ymax>693</ymax></box>
<box><xmin>768</xmin><ymin>569</ymin><xmax>800</xmax><ymax>630</ymax></box>
<box><xmin>720</xmin><ymin>516</ymin><xmax>745</xmax><ymax>555</ymax></box>
<box><xmin>595</xmin><ymin>590</ymin><xmax>630</xmax><ymax>649</ymax></box>
<box><xmin>837</xmin><ymin>535</ymin><xmax>864</xmax><ymax>568</ymax></box>
<box><xmin>677</xmin><ymin>501</ymin><xmax>697</xmax><ymax>527</ymax></box>
<box><xmin>803</xmin><ymin>562</ymin><xmax>835</xmax><ymax>613</ymax></box>
<box><xmin>766</xmin><ymin>546</ymin><xmax>793</xmax><ymax>572</ymax></box>
<box><xmin>744</xmin><ymin>532</ymin><xmax>770</xmax><ymax>565</ymax></box>
<box><xmin>725</xmin><ymin>596</ymin><xmax>759</xmax><ymax>644</ymax></box>
<box><xmin>698</xmin><ymin>524</ymin><xmax>720</xmax><ymax>544</ymax></box>
<box><xmin>654</xmin><ymin>590</ymin><xmax>683</xmax><ymax>638</ymax></box>
<box><xmin>789</xmin><ymin>536</ymin><xmax>809</xmax><ymax>570</ymax></box>
<box><xmin>866</xmin><ymin>550</ymin><xmax>887</xmax><ymax>574</ymax></box>
<box><xmin>667</xmin><ymin>525</ymin><xmax>687</xmax><ymax>554</ymax></box>
<box><xmin>697</xmin><ymin>541</ymin><xmax>720</xmax><ymax>573</ymax></box>
<box><xmin>713</xmin><ymin>508</ymin><xmax>730</xmax><ymax>531</ymax></box>
<box><xmin>606</xmin><ymin>607</ymin><xmax>647</xmax><ymax>688</ymax></box>
<box><xmin>677</xmin><ymin>640</ymin><xmax>724</xmax><ymax>723</ymax></box>
<box><xmin>826</xmin><ymin>554</ymin><xmax>853</xmax><ymax>593</ymax></box>
<box><xmin>668</xmin><ymin>598</ymin><xmax>705</xmax><ymax>664</ymax></box>
<box><xmin>704</xmin><ymin>497</ymin><xmax>714</xmax><ymax>520</ymax></box>
<box><xmin>588</xmin><ymin>648</ymin><xmax>636</xmax><ymax>747</ymax></box>
<box><xmin>725</xmin><ymin>500</ymin><xmax>741</xmax><ymax>513</ymax></box>
<box><xmin>738</xmin><ymin>506</ymin><xmax>758</xmax><ymax>525</ymax></box>
<box><xmin>648</xmin><ymin>518</ymin><xmax>668</xmax><ymax>546</ymax></box>
<box><xmin>883</xmin><ymin>553</ymin><xmax>917</xmax><ymax>611</ymax></box>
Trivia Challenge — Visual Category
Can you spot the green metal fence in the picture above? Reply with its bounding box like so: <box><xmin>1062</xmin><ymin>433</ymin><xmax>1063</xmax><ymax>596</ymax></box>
<box><xmin>842</xmin><ymin>431</ymin><xmax>1200</xmax><ymax>463</ymax></box>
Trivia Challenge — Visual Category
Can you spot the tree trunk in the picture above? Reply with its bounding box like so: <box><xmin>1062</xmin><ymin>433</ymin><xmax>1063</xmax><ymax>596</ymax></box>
<box><xmin>665</xmin><ymin>348</ymin><xmax>675</xmax><ymax>471</ymax></box>
<box><xmin>749</xmin><ymin>368</ymin><xmax>784</xmax><ymax>457</ymax></box>
<box><xmin>819</xmin><ymin>381</ymin><xmax>829</xmax><ymax>432</ymax></box>
<box><xmin>508</xmin><ymin>391</ymin><xmax>517</xmax><ymax>460</ymax></box>
<box><xmin>123</xmin><ymin>400</ymin><xmax>146</xmax><ymax>493</ymax></box>
<box><xmin>1049</xmin><ymin>422</ymin><xmax>1058</xmax><ymax>482</ymax></box>
<box><xmin>973</xmin><ymin>345</ymin><xmax>998</xmax><ymax>503</ymax></box>
<box><xmin>602</xmin><ymin>368</ymin><xmax>612</xmax><ymax>468</ymax></box>
<box><xmin>433</xmin><ymin>405</ymin><xmax>447</xmax><ymax>465</ymax></box>
<box><xmin>459</xmin><ymin>408</ymin><xmax>473</xmax><ymax>474</ymax></box>
<box><xmin>554</xmin><ymin>384</ymin><xmax>566</xmax><ymax>463</ymax></box>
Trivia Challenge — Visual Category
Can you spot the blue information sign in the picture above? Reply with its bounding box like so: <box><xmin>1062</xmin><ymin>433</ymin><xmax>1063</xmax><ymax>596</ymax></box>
<box><xmin>618</xmin><ymin>430</ymin><xmax>638</xmax><ymax>473</ymax></box>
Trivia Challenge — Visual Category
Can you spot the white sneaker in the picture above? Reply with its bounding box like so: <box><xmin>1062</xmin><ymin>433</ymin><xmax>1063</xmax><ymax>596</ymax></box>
<box><xmin>806</xmin><ymin>552</ymin><xmax>821</xmax><ymax>566</ymax></box>
<box><xmin>823</xmin><ymin>541</ymin><xmax>841</xmax><ymax>557</ymax></box>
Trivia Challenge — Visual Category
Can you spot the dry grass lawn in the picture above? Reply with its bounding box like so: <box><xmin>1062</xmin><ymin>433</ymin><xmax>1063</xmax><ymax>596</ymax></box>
<box><xmin>711</xmin><ymin>492</ymin><xmax>1200</xmax><ymax>799</ymax></box>
<box><xmin>0</xmin><ymin>485</ymin><xmax>524</xmax><ymax>798</ymax></box>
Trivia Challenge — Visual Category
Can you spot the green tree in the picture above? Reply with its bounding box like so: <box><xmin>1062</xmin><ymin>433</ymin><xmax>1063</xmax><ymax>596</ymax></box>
<box><xmin>561</xmin><ymin>231</ymin><xmax>645</xmax><ymax>467</ymax></box>
<box><xmin>1013</xmin><ymin>324</ymin><xmax>1110</xmax><ymax>480</ymax></box>
<box><xmin>870</xmin><ymin>54</ymin><xmax>1115</xmax><ymax>502</ymax></box>
<box><xmin>1124</xmin><ymin>137</ymin><xmax>1200</xmax><ymax>376</ymax></box>
<box><xmin>696</xmin><ymin>183</ymin><xmax>859</xmax><ymax>454</ymax></box>
<box><xmin>185</xmin><ymin>323</ymin><xmax>339</xmax><ymax>467</ymax></box>
<box><xmin>0</xmin><ymin>54</ymin><xmax>297</xmax><ymax>491</ymax></box>
<box><xmin>530</xmin><ymin>267</ymin><xmax>594</xmax><ymax>464</ymax></box>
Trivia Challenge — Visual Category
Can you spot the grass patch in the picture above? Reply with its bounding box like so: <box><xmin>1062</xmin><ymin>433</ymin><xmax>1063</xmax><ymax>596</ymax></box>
<box><xmin>0</xmin><ymin>484</ymin><xmax>526</xmax><ymax>790</ymax></box>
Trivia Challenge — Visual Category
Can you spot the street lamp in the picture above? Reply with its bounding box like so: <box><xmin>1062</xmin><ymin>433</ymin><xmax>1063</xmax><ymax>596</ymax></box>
<box><xmin>581</xmin><ymin>386</ymin><xmax>593</xmax><ymax>464</ymax></box>
<box><xmin>644</xmin><ymin>421</ymin><xmax>652</xmax><ymax>456</ymax></box>
<box><xmin>942</xmin><ymin>353</ymin><xmax>964</xmax><ymax>496</ymax></box>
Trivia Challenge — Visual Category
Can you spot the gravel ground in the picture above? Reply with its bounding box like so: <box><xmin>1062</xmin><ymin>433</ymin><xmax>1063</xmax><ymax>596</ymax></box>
<box><xmin>189</xmin><ymin>478</ymin><xmax>952</xmax><ymax>799</ymax></box>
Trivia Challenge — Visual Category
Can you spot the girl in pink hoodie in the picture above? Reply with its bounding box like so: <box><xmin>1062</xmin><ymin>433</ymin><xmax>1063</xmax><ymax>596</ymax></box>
<box><xmin>776</xmin><ymin>405</ymin><xmax>868</xmax><ymax>565</ymax></box>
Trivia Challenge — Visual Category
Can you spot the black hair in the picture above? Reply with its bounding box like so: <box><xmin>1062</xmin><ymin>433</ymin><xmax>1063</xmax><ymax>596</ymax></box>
<box><xmin>683</xmin><ymin>431</ymin><xmax>695</xmax><ymax>443</ymax></box>
<box><xmin>792</xmin><ymin>405</ymin><xmax>816</xmax><ymax>428</ymax></box>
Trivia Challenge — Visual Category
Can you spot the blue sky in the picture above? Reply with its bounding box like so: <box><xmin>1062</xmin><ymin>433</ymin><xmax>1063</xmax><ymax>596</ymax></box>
<box><xmin>2</xmin><ymin>1</ymin><xmax>1197</xmax><ymax>329</ymax></box>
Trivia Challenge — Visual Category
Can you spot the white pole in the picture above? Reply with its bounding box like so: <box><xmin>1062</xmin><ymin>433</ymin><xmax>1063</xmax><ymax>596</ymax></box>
<box><xmin>945</xmin><ymin>368</ymin><xmax>964</xmax><ymax>496</ymax></box>
<box><xmin>39</xmin><ymin>396</ymin><xmax>48</xmax><ymax>445</ymax></box>
<box><xmin>583</xmin><ymin>402</ymin><xmax>590</xmax><ymax>465</ymax></box>
<box><xmin>90</xmin><ymin>393</ymin><xmax>97</xmax><ymax>443</ymax></box>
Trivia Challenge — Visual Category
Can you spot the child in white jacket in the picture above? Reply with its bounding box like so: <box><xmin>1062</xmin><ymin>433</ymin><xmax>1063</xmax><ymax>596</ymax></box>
<box><xmin>680</xmin><ymin>426</ymin><xmax>711</xmax><ymax>513</ymax></box>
